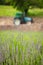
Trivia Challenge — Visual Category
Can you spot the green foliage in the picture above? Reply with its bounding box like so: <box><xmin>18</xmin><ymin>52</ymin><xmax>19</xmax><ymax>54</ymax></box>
<box><xmin>0</xmin><ymin>0</ymin><xmax>43</xmax><ymax>15</ymax></box>
<box><xmin>13</xmin><ymin>0</ymin><xmax>43</xmax><ymax>15</ymax></box>
<box><xmin>0</xmin><ymin>31</ymin><xmax>43</xmax><ymax>65</ymax></box>
<box><xmin>0</xmin><ymin>0</ymin><xmax>12</xmax><ymax>5</ymax></box>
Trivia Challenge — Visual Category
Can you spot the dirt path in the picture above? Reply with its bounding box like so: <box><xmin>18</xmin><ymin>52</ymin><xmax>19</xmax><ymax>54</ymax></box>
<box><xmin>0</xmin><ymin>17</ymin><xmax>43</xmax><ymax>31</ymax></box>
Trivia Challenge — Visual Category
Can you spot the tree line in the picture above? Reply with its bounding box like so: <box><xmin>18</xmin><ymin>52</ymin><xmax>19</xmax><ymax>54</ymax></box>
<box><xmin>0</xmin><ymin>0</ymin><xmax>43</xmax><ymax>15</ymax></box>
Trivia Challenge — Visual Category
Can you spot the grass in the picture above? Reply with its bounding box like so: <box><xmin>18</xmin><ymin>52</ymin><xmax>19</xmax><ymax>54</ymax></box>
<box><xmin>29</xmin><ymin>8</ymin><xmax>43</xmax><ymax>17</ymax></box>
<box><xmin>0</xmin><ymin>31</ymin><xmax>43</xmax><ymax>65</ymax></box>
<box><xmin>0</xmin><ymin>5</ymin><xmax>20</xmax><ymax>17</ymax></box>
<box><xmin>0</xmin><ymin>5</ymin><xmax>43</xmax><ymax>17</ymax></box>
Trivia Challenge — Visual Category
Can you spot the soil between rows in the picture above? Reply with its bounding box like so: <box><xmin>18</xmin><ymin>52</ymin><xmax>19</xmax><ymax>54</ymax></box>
<box><xmin>0</xmin><ymin>17</ymin><xmax>43</xmax><ymax>31</ymax></box>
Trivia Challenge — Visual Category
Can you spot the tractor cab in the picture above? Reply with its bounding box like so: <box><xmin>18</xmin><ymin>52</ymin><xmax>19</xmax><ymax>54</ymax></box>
<box><xmin>15</xmin><ymin>12</ymin><xmax>23</xmax><ymax>19</ymax></box>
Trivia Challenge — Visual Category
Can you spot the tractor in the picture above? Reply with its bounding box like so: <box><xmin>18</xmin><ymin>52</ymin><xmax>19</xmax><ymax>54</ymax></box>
<box><xmin>14</xmin><ymin>12</ymin><xmax>33</xmax><ymax>25</ymax></box>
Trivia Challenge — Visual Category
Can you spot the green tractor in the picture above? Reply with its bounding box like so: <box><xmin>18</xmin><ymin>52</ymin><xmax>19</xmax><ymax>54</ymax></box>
<box><xmin>14</xmin><ymin>12</ymin><xmax>33</xmax><ymax>25</ymax></box>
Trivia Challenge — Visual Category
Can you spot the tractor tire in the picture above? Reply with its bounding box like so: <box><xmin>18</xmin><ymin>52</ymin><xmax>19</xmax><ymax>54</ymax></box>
<box><xmin>14</xmin><ymin>19</ymin><xmax>21</xmax><ymax>25</ymax></box>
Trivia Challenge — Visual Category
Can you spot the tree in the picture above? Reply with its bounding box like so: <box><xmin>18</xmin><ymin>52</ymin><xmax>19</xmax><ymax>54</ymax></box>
<box><xmin>12</xmin><ymin>0</ymin><xmax>43</xmax><ymax>15</ymax></box>
<box><xmin>0</xmin><ymin>0</ymin><xmax>5</xmax><ymax>4</ymax></box>
<box><xmin>4</xmin><ymin>0</ymin><xmax>11</xmax><ymax>5</ymax></box>
<box><xmin>0</xmin><ymin>0</ymin><xmax>11</xmax><ymax>5</ymax></box>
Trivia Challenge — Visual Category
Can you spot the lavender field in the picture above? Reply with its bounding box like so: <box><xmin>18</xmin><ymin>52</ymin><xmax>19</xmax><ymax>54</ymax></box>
<box><xmin>0</xmin><ymin>31</ymin><xmax>43</xmax><ymax>65</ymax></box>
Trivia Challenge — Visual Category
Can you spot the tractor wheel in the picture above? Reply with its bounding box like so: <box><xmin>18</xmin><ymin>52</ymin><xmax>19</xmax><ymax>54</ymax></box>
<box><xmin>27</xmin><ymin>21</ymin><xmax>31</xmax><ymax>25</ymax></box>
<box><xmin>14</xmin><ymin>19</ymin><xmax>21</xmax><ymax>25</ymax></box>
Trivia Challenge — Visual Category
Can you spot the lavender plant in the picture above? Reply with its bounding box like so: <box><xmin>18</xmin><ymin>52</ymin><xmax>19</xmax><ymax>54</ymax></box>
<box><xmin>0</xmin><ymin>31</ymin><xmax>43</xmax><ymax>65</ymax></box>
